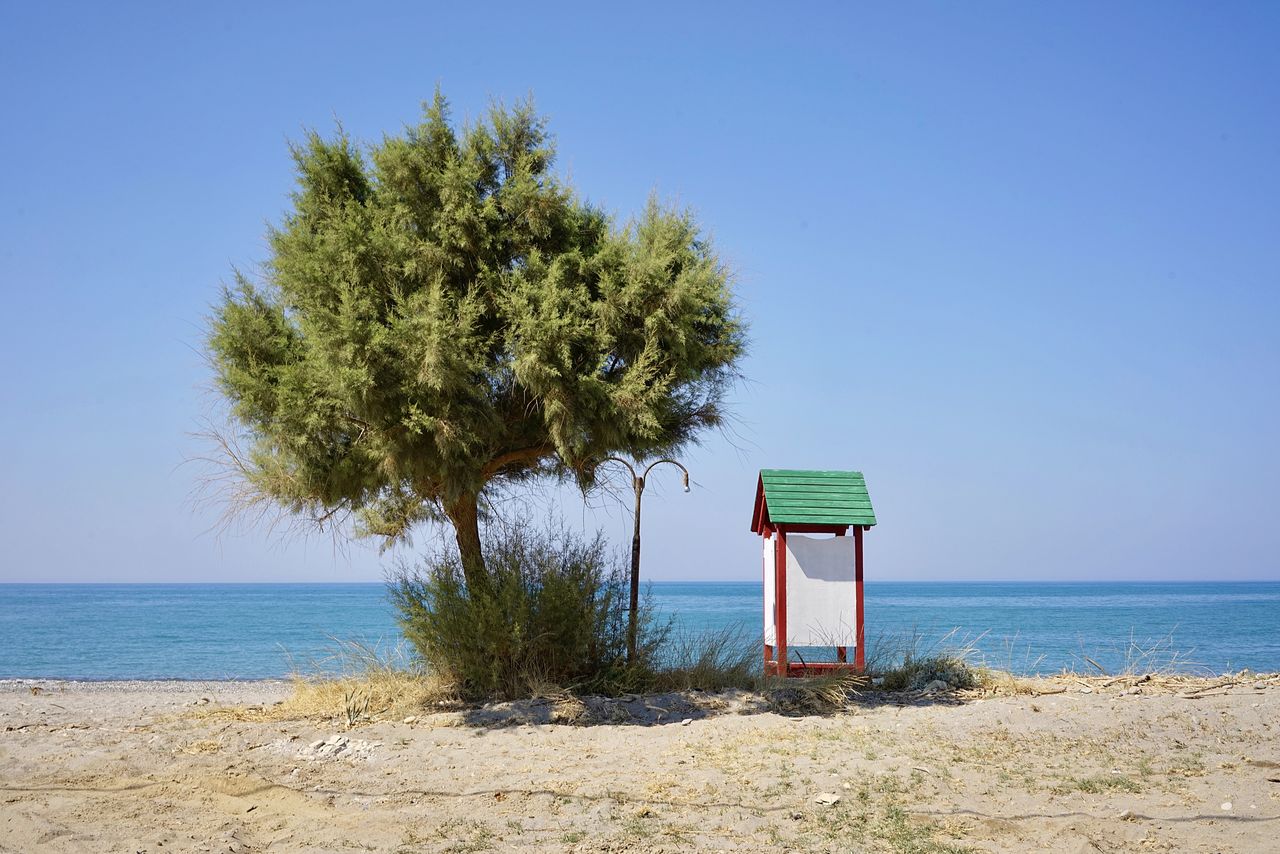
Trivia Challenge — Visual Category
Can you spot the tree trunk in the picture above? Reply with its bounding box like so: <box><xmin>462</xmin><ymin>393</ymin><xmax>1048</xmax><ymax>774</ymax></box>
<box><xmin>445</xmin><ymin>493</ymin><xmax>489</xmax><ymax>594</ymax></box>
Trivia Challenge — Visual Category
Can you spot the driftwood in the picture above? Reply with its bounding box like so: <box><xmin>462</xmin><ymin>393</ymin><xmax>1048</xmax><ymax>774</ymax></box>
<box><xmin>1179</xmin><ymin>683</ymin><xmax>1241</xmax><ymax>699</ymax></box>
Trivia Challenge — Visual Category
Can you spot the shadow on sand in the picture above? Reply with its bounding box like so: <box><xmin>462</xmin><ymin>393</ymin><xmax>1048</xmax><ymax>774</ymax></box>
<box><xmin>454</xmin><ymin>684</ymin><xmax>971</xmax><ymax>729</ymax></box>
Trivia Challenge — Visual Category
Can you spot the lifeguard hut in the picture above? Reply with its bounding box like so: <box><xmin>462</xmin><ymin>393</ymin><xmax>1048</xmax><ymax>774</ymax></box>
<box><xmin>750</xmin><ymin>469</ymin><xmax>877</xmax><ymax>676</ymax></box>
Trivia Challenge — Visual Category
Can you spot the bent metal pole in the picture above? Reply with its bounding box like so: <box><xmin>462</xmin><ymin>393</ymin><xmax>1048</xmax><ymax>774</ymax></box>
<box><xmin>599</xmin><ymin>457</ymin><xmax>690</xmax><ymax>662</ymax></box>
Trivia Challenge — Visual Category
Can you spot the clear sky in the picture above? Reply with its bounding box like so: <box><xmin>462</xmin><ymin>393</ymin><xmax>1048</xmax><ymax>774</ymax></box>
<box><xmin>2</xmin><ymin>2</ymin><xmax>1277</xmax><ymax>583</ymax></box>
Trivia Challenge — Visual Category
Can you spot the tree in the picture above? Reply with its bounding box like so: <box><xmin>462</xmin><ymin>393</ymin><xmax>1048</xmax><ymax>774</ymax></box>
<box><xmin>207</xmin><ymin>93</ymin><xmax>745</xmax><ymax>590</ymax></box>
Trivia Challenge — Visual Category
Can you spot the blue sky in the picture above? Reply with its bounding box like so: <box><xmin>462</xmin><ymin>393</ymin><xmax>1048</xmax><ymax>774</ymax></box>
<box><xmin>1</xmin><ymin>2</ymin><xmax>1277</xmax><ymax>582</ymax></box>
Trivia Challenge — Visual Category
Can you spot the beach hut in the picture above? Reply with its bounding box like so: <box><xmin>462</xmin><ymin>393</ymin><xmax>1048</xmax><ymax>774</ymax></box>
<box><xmin>750</xmin><ymin>469</ymin><xmax>877</xmax><ymax>676</ymax></box>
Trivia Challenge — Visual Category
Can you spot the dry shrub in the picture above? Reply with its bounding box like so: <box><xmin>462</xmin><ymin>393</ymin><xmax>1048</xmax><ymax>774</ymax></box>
<box><xmin>197</xmin><ymin>639</ymin><xmax>458</xmax><ymax>725</ymax></box>
<box><xmin>550</xmin><ymin>693</ymin><xmax>588</xmax><ymax>724</ymax></box>
<box><xmin>283</xmin><ymin>638</ymin><xmax>457</xmax><ymax>720</ymax></box>
<box><xmin>279</xmin><ymin>670</ymin><xmax>456</xmax><ymax>722</ymax></box>
<box><xmin>766</xmin><ymin>672</ymin><xmax>863</xmax><ymax>715</ymax></box>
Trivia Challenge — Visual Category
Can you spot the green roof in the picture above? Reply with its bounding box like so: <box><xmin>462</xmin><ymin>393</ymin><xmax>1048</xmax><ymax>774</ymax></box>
<box><xmin>751</xmin><ymin>469</ymin><xmax>876</xmax><ymax>531</ymax></box>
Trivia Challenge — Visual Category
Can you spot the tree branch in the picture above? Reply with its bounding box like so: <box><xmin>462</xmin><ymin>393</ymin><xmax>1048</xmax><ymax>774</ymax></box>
<box><xmin>482</xmin><ymin>444</ymin><xmax>555</xmax><ymax>478</ymax></box>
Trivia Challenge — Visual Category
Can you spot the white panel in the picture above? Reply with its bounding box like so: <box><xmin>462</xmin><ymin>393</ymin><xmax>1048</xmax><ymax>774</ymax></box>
<box><xmin>762</xmin><ymin>538</ymin><xmax>776</xmax><ymax>645</ymax></box>
<box><xmin>784</xmin><ymin>535</ymin><xmax>857</xmax><ymax>646</ymax></box>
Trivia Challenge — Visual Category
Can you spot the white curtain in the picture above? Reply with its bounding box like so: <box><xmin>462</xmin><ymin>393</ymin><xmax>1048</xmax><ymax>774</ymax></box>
<box><xmin>773</xmin><ymin>535</ymin><xmax>858</xmax><ymax>646</ymax></box>
<box><xmin>762</xmin><ymin>538</ymin><xmax>776</xmax><ymax>645</ymax></box>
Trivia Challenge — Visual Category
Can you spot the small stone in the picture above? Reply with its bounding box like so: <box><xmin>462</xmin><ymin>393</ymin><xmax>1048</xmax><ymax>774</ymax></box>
<box><xmin>1079</xmin><ymin>687</ymin><xmax>1093</xmax><ymax>694</ymax></box>
<box><xmin>814</xmin><ymin>792</ymin><xmax>841</xmax><ymax>806</ymax></box>
<box><xmin>309</xmin><ymin>739</ymin><xmax>325</xmax><ymax>750</ymax></box>
<box><xmin>1118</xmin><ymin>809</ymin><xmax>1134</xmax><ymax>821</ymax></box>
<box><xmin>402</xmin><ymin>716</ymin><xmax>417</xmax><ymax>724</ymax></box>
<box><xmin>679</xmin><ymin>718</ymin><xmax>692</xmax><ymax>726</ymax></box>
<box><xmin>1221</xmin><ymin>802</ymin><xmax>1232</xmax><ymax>811</ymax></box>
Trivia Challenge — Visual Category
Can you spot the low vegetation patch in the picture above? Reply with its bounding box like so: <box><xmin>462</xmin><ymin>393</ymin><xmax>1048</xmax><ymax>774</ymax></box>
<box><xmin>1054</xmin><ymin>774</ymin><xmax>1143</xmax><ymax>795</ymax></box>
<box><xmin>875</xmin><ymin>653</ymin><xmax>981</xmax><ymax>692</ymax></box>
<box><xmin>651</xmin><ymin>624</ymin><xmax>760</xmax><ymax>693</ymax></box>
<box><xmin>388</xmin><ymin>520</ymin><xmax>666</xmax><ymax>701</ymax></box>
<box><xmin>196</xmin><ymin>639</ymin><xmax>457</xmax><ymax>725</ymax></box>
<box><xmin>765</xmin><ymin>672</ymin><xmax>865</xmax><ymax>714</ymax></box>
<box><xmin>245</xmin><ymin>560</ymin><xmax>1249</xmax><ymax>724</ymax></box>
<box><xmin>860</xmin><ymin>627</ymin><xmax>988</xmax><ymax>692</ymax></box>
<box><xmin>811</xmin><ymin>778</ymin><xmax>973</xmax><ymax>854</ymax></box>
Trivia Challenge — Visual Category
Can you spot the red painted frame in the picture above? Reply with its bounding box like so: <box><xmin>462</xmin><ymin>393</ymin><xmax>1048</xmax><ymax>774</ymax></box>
<box><xmin>760</xmin><ymin>521</ymin><xmax>868</xmax><ymax>677</ymax></box>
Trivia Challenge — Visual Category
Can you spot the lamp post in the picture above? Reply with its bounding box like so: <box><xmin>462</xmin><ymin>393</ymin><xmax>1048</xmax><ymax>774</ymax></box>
<box><xmin>597</xmin><ymin>457</ymin><xmax>690</xmax><ymax>662</ymax></box>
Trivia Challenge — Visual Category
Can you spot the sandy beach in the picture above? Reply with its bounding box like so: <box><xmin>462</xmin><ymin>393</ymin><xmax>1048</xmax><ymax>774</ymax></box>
<box><xmin>2</xmin><ymin>675</ymin><xmax>1278</xmax><ymax>853</ymax></box>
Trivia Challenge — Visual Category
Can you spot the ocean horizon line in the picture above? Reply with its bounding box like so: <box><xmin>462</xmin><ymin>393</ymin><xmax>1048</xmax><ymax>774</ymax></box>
<box><xmin>1</xmin><ymin>578</ymin><xmax>1277</xmax><ymax>586</ymax></box>
<box><xmin>4</xmin><ymin>580</ymin><xmax>1278</xmax><ymax>681</ymax></box>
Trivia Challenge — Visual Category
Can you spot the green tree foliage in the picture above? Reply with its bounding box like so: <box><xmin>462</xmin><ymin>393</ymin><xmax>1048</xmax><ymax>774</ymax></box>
<box><xmin>207</xmin><ymin>93</ymin><xmax>745</xmax><ymax>588</ymax></box>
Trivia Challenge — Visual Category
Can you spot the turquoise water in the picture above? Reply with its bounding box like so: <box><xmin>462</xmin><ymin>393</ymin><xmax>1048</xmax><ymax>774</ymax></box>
<box><xmin>1</xmin><ymin>582</ymin><xmax>1277</xmax><ymax>680</ymax></box>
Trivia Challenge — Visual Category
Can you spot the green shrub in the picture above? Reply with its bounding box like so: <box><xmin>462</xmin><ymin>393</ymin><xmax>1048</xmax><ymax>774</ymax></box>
<box><xmin>864</xmin><ymin>627</ymin><xmax>983</xmax><ymax>691</ymax></box>
<box><xmin>388</xmin><ymin>520</ymin><xmax>666</xmax><ymax>700</ymax></box>
<box><xmin>876</xmin><ymin>653</ymin><xmax>979</xmax><ymax>691</ymax></box>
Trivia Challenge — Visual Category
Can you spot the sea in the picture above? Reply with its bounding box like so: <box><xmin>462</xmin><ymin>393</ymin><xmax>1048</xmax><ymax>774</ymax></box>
<box><xmin>1</xmin><ymin>582</ymin><xmax>1278</xmax><ymax>681</ymax></box>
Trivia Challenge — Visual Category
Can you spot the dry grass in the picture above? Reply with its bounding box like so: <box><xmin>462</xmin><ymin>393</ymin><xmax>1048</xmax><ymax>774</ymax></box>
<box><xmin>197</xmin><ymin>629</ymin><xmax>1279</xmax><ymax>731</ymax></box>
<box><xmin>862</xmin><ymin>627</ymin><xmax>986</xmax><ymax>692</ymax></box>
<box><xmin>1054</xmin><ymin>773</ymin><xmax>1144</xmax><ymax>795</ymax></box>
<box><xmin>970</xmin><ymin>669</ymin><xmax>1044</xmax><ymax>695</ymax></box>
<box><xmin>549</xmin><ymin>693</ymin><xmax>588</xmax><ymax>725</ymax></box>
<box><xmin>652</xmin><ymin>624</ymin><xmax>761</xmax><ymax>693</ymax></box>
<box><xmin>177</xmin><ymin>737</ymin><xmax>224</xmax><ymax>755</ymax></box>
<box><xmin>765</xmin><ymin>672</ymin><xmax>865</xmax><ymax>714</ymax></box>
<box><xmin>281</xmin><ymin>670</ymin><xmax>456</xmax><ymax>723</ymax></box>
<box><xmin>197</xmin><ymin>639</ymin><xmax>458</xmax><ymax>725</ymax></box>
<box><xmin>859</xmin><ymin>626</ymin><xmax>1233</xmax><ymax>698</ymax></box>
<box><xmin>196</xmin><ymin>670</ymin><xmax>457</xmax><ymax>725</ymax></box>
<box><xmin>954</xmin><ymin>669</ymin><xmax>1280</xmax><ymax>701</ymax></box>
<box><xmin>279</xmin><ymin>639</ymin><xmax>459</xmax><ymax>723</ymax></box>
<box><xmin>1112</xmin><ymin>629</ymin><xmax>1206</xmax><ymax>676</ymax></box>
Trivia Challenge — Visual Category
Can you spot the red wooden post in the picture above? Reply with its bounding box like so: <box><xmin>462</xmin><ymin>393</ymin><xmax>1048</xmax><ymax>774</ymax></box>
<box><xmin>854</xmin><ymin>525</ymin><xmax>865</xmax><ymax>671</ymax></box>
<box><xmin>776</xmin><ymin>528</ymin><xmax>788</xmax><ymax>676</ymax></box>
<box><xmin>837</xmin><ymin>526</ymin><xmax>850</xmax><ymax>666</ymax></box>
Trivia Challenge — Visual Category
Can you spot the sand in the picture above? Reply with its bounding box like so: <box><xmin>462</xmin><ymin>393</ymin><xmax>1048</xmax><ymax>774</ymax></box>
<box><xmin>2</xmin><ymin>675</ymin><xmax>1278</xmax><ymax>853</ymax></box>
